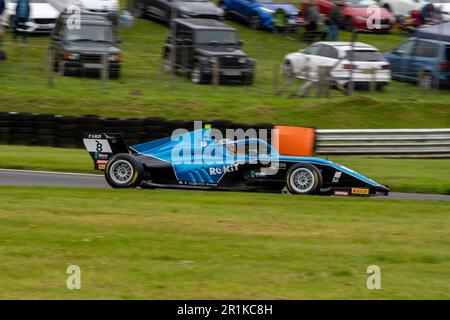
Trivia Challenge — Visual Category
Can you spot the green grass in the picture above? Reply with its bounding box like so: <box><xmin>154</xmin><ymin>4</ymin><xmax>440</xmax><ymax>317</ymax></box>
<box><xmin>1</xmin><ymin>144</ymin><xmax>450</xmax><ymax>194</ymax></box>
<box><xmin>0</xmin><ymin>5</ymin><xmax>449</xmax><ymax>128</ymax></box>
<box><xmin>0</xmin><ymin>186</ymin><xmax>448</xmax><ymax>299</ymax></box>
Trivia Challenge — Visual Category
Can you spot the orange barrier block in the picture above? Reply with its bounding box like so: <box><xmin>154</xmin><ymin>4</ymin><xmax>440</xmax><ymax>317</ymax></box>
<box><xmin>272</xmin><ymin>126</ymin><xmax>315</xmax><ymax>157</ymax></box>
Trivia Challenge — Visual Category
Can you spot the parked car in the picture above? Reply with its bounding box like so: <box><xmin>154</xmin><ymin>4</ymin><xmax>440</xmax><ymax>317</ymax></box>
<box><xmin>133</xmin><ymin>0</ymin><xmax>224</xmax><ymax>22</ymax></box>
<box><xmin>283</xmin><ymin>41</ymin><xmax>391</xmax><ymax>89</ymax></box>
<box><xmin>219</xmin><ymin>0</ymin><xmax>298</xmax><ymax>30</ymax></box>
<box><xmin>163</xmin><ymin>18</ymin><xmax>255</xmax><ymax>84</ymax></box>
<box><xmin>302</xmin><ymin>0</ymin><xmax>393</xmax><ymax>33</ymax></box>
<box><xmin>384</xmin><ymin>37</ymin><xmax>450</xmax><ymax>88</ymax></box>
<box><xmin>0</xmin><ymin>0</ymin><xmax>59</xmax><ymax>33</ymax></box>
<box><xmin>379</xmin><ymin>0</ymin><xmax>428</xmax><ymax>16</ymax></box>
<box><xmin>381</xmin><ymin>1</ymin><xmax>450</xmax><ymax>25</ymax></box>
<box><xmin>50</xmin><ymin>13</ymin><xmax>122</xmax><ymax>78</ymax></box>
<box><xmin>426</xmin><ymin>0</ymin><xmax>450</xmax><ymax>21</ymax></box>
<box><xmin>48</xmin><ymin>0</ymin><xmax>120</xmax><ymax>15</ymax></box>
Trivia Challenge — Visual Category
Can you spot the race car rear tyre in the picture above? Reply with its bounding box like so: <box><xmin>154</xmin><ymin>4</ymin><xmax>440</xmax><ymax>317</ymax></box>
<box><xmin>105</xmin><ymin>154</ymin><xmax>143</xmax><ymax>189</ymax></box>
<box><xmin>285</xmin><ymin>163</ymin><xmax>322</xmax><ymax>195</ymax></box>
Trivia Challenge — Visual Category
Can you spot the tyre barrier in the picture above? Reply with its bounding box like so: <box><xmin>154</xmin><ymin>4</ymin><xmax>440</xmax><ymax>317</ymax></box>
<box><xmin>0</xmin><ymin>112</ymin><xmax>274</xmax><ymax>148</ymax></box>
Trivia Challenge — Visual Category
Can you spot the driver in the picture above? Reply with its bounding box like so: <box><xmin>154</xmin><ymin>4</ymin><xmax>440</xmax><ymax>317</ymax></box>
<box><xmin>217</xmin><ymin>139</ymin><xmax>237</xmax><ymax>154</ymax></box>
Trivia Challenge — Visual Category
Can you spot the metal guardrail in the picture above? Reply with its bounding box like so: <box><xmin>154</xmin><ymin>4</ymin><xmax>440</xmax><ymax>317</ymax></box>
<box><xmin>315</xmin><ymin>129</ymin><xmax>450</xmax><ymax>158</ymax></box>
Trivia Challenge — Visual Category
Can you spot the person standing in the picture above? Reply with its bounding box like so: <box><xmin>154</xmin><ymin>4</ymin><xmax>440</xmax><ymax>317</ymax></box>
<box><xmin>303</xmin><ymin>0</ymin><xmax>319</xmax><ymax>43</ymax></box>
<box><xmin>13</xmin><ymin>0</ymin><xmax>30</xmax><ymax>42</ymax></box>
<box><xmin>0</xmin><ymin>0</ymin><xmax>5</xmax><ymax>60</ymax></box>
<box><xmin>329</xmin><ymin>0</ymin><xmax>343</xmax><ymax>41</ymax></box>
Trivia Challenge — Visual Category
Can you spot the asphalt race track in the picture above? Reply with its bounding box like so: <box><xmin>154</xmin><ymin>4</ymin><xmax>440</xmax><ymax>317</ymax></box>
<box><xmin>1</xmin><ymin>169</ymin><xmax>449</xmax><ymax>201</ymax></box>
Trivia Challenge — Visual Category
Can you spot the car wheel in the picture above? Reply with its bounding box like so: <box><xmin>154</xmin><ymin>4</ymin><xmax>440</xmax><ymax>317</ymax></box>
<box><xmin>418</xmin><ymin>72</ymin><xmax>434</xmax><ymax>90</ymax></box>
<box><xmin>243</xmin><ymin>73</ymin><xmax>254</xmax><ymax>86</ymax></box>
<box><xmin>133</xmin><ymin>2</ymin><xmax>146</xmax><ymax>18</ymax></box>
<box><xmin>376</xmin><ymin>83</ymin><xmax>385</xmax><ymax>92</ymax></box>
<box><xmin>191</xmin><ymin>63</ymin><xmax>205</xmax><ymax>84</ymax></box>
<box><xmin>285</xmin><ymin>163</ymin><xmax>322</xmax><ymax>195</ymax></box>
<box><xmin>250</xmin><ymin>14</ymin><xmax>261</xmax><ymax>30</ymax></box>
<box><xmin>53</xmin><ymin>59</ymin><xmax>59</xmax><ymax>72</ymax></box>
<box><xmin>284</xmin><ymin>60</ymin><xmax>294</xmax><ymax>78</ymax></box>
<box><xmin>105</xmin><ymin>154</ymin><xmax>143</xmax><ymax>189</ymax></box>
<box><xmin>9</xmin><ymin>15</ymin><xmax>15</xmax><ymax>28</ymax></box>
<box><xmin>163</xmin><ymin>52</ymin><xmax>174</xmax><ymax>73</ymax></box>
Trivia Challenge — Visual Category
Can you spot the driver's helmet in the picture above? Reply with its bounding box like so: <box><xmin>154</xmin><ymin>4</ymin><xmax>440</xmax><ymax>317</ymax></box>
<box><xmin>216</xmin><ymin>138</ymin><xmax>237</xmax><ymax>154</ymax></box>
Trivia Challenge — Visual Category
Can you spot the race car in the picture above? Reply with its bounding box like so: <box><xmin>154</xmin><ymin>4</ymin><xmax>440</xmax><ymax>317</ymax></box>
<box><xmin>83</xmin><ymin>129</ymin><xmax>389</xmax><ymax>197</ymax></box>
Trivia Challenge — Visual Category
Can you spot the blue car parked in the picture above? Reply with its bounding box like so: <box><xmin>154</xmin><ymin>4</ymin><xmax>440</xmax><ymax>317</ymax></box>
<box><xmin>219</xmin><ymin>0</ymin><xmax>298</xmax><ymax>31</ymax></box>
<box><xmin>384</xmin><ymin>37</ymin><xmax>450</xmax><ymax>89</ymax></box>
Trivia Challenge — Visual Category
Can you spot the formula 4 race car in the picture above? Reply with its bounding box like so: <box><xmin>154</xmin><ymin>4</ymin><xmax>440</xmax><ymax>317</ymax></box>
<box><xmin>83</xmin><ymin>129</ymin><xmax>389</xmax><ymax>197</ymax></box>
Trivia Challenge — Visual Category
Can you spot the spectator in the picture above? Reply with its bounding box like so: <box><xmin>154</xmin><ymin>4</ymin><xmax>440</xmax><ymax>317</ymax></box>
<box><xmin>0</xmin><ymin>0</ymin><xmax>5</xmax><ymax>60</ymax></box>
<box><xmin>304</xmin><ymin>0</ymin><xmax>319</xmax><ymax>43</ymax></box>
<box><xmin>328</xmin><ymin>0</ymin><xmax>343</xmax><ymax>41</ymax></box>
<box><xmin>13</xmin><ymin>0</ymin><xmax>30</xmax><ymax>42</ymax></box>
<box><xmin>420</xmin><ymin>3</ymin><xmax>442</xmax><ymax>26</ymax></box>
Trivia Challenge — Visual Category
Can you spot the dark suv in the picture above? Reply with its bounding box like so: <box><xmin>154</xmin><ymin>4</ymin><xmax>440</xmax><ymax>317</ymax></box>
<box><xmin>163</xmin><ymin>19</ymin><xmax>255</xmax><ymax>84</ymax></box>
<box><xmin>50</xmin><ymin>13</ymin><xmax>122</xmax><ymax>79</ymax></box>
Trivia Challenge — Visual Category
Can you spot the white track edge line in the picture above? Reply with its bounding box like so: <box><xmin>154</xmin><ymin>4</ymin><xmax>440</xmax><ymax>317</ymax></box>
<box><xmin>0</xmin><ymin>169</ymin><xmax>102</xmax><ymax>177</ymax></box>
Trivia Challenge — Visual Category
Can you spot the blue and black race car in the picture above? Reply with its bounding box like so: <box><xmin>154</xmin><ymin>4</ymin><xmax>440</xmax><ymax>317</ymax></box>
<box><xmin>83</xmin><ymin>129</ymin><xmax>389</xmax><ymax>197</ymax></box>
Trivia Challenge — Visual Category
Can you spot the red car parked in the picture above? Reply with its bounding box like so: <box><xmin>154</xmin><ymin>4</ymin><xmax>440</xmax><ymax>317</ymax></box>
<box><xmin>301</xmin><ymin>0</ymin><xmax>394</xmax><ymax>33</ymax></box>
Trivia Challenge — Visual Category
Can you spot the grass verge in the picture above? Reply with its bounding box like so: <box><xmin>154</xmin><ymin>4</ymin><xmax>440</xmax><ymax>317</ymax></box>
<box><xmin>0</xmin><ymin>186</ymin><xmax>448</xmax><ymax>299</ymax></box>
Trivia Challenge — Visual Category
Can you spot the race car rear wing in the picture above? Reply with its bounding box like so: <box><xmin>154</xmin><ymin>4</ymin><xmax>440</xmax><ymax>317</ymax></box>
<box><xmin>83</xmin><ymin>133</ymin><xmax>130</xmax><ymax>170</ymax></box>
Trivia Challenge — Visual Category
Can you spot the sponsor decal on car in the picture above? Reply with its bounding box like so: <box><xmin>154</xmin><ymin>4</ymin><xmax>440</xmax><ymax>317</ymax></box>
<box><xmin>333</xmin><ymin>190</ymin><xmax>349</xmax><ymax>196</ymax></box>
<box><xmin>352</xmin><ymin>188</ymin><xmax>369</xmax><ymax>195</ymax></box>
<box><xmin>96</xmin><ymin>160</ymin><xmax>109</xmax><ymax>170</ymax></box>
<box><xmin>209</xmin><ymin>163</ymin><xmax>239</xmax><ymax>175</ymax></box>
<box><xmin>332</xmin><ymin>171</ymin><xmax>342</xmax><ymax>183</ymax></box>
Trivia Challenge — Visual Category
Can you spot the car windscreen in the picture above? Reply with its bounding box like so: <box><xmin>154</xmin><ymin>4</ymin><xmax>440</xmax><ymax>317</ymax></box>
<box><xmin>195</xmin><ymin>30</ymin><xmax>238</xmax><ymax>45</ymax></box>
<box><xmin>346</xmin><ymin>50</ymin><xmax>385</xmax><ymax>61</ymax></box>
<box><xmin>64</xmin><ymin>24</ymin><xmax>113</xmax><ymax>42</ymax></box>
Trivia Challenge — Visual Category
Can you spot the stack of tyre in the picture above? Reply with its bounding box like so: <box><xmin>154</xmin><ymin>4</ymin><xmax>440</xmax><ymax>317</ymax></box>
<box><xmin>9</xmin><ymin>112</ymin><xmax>35</xmax><ymax>145</ymax></box>
<box><xmin>210</xmin><ymin>119</ymin><xmax>273</xmax><ymax>143</ymax></box>
<box><xmin>78</xmin><ymin>115</ymin><xmax>104</xmax><ymax>145</ymax></box>
<box><xmin>55</xmin><ymin>115</ymin><xmax>80</xmax><ymax>148</ymax></box>
<box><xmin>0</xmin><ymin>112</ymin><xmax>11</xmax><ymax>145</ymax></box>
<box><xmin>123</xmin><ymin>118</ymin><xmax>143</xmax><ymax>146</ymax></box>
<box><xmin>35</xmin><ymin>114</ymin><xmax>57</xmax><ymax>146</ymax></box>
<box><xmin>140</xmin><ymin>117</ymin><xmax>168</xmax><ymax>142</ymax></box>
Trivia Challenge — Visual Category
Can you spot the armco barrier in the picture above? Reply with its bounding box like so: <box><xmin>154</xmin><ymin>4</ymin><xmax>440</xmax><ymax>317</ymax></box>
<box><xmin>0</xmin><ymin>112</ymin><xmax>273</xmax><ymax>148</ymax></box>
<box><xmin>315</xmin><ymin>129</ymin><xmax>450</xmax><ymax>158</ymax></box>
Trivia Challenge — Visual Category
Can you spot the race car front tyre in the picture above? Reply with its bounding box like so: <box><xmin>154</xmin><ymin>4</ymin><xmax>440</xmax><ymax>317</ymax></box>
<box><xmin>105</xmin><ymin>154</ymin><xmax>143</xmax><ymax>189</ymax></box>
<box><xmin>285</xmin><ymin>163</ymin><xmax>322</xmax><ymax>195</ymax></box>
